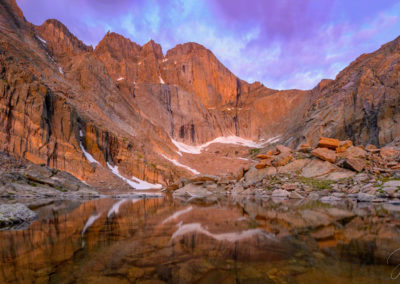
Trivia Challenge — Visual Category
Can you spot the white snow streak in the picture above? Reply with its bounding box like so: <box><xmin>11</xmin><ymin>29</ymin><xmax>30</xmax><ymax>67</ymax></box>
<box><xmin>58</xmin><ymin>67</ymin><xmax>64</xmax><ymax>74</ymax></box>
<box><xmin>160</xmin><ymin>154</ymin><xmax>199</xmax><ymax>174</ymax></box>
<box><xmin>171</xmin><ymin>223</ymin><xmax>267</xmax><ymax>242</ymax></box>
<box><xmin>79</xmin><ymin>131</ymin><xmax>100</xmax><ymax>165</ymax></box>
<box><xmin>36</xmin><ymin>36</ymin><xmax>47</xmax><ymax>44</ymax></box>
<box><xmin>117</xmin><ymin>77</ymin><xmax>124</xmax><ymax>81</ymax></box>
<box><xmin>162</xmin><ymin>206</ymin><xmax>193</xmax><ymax>224</ymax></box>
<box><xmin>81</xmin><ymin>213</ymin><xmax>102</xmax><ymax>236</ymax></box>
<box><xmin>159</xmin><ymin>75</ymin><xmax>165</xmax><ymax>84</ymax></box>
<box><xmin>107</xmin><ymin>162</ymin><xmax>162</xmax><ymax>190</ymax></box>
<box><xmin>171</xmin><ymin>135</ymin><xmax>281</xmax><ymax>155</ymax></box>
<box><xmin>107</xmin><ymin>199</ymin><xmax>128</xmax><ymax>218</ymax></box>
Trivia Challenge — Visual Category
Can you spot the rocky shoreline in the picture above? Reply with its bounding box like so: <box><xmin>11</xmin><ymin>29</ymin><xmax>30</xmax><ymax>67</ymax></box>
<box><xmin>168</xmin><ymin>137</ymin><xmax>400</xmax><ymax>204</ymax></box>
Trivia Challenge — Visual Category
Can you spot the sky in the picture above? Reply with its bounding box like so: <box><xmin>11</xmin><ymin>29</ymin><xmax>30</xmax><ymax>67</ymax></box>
<box><xmin>17</xmin><ymin>0</ymin><xmax>400</xmax><ymax>90</ymax></box>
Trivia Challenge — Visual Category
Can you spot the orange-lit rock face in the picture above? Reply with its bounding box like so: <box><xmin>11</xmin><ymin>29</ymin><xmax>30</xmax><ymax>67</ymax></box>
<box><xmin>1</xmin><ymin>0</ymin><xmax>400</xmax><ymax>190</ymax></box>
<box><xmin>0</xmin><ymin>197</ymin><xmax>399</xmax><ymax>283</ymax></box>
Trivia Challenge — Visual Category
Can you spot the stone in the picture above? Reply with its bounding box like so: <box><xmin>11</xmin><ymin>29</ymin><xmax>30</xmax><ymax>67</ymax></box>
<box><xmin>320</xmin><ymin>196</ymin><xmax>341</xmax><ymax>203</ymax></box>
<box><xmin>255</xmin><ymin>159</ymin><xmax>272</xmax><ymax>169</ymax></box>
<box><xmin>282</xmin><ymin>183</ymin><xmax>298</xmax><ymax>191</ymax></box>
<box><xmin>318</xmin><ymin>137</ymin><xmax>340</xmax><ymax>150</ymax></box>
<box><xmin>336</xmin><ymin>140</ymin><xmax>353</xmax><ymax>153</ymax></box>
<box><xmin>276</xmin><ymin>145</ymin><xmax>292</xmax><ymax>154</ymax></box>
<box><xmin>244</xmin><ymin>166</ymin><xmax>277</xmax><ymax>187</ymax></box>
<box><xmin>189</xmin><ymin>175</ymin><xmax>219</xmax><ymax>183</ymax></box>
<box><xmin>298</xmin><ymin>143</ymin><xmax>312</xmax><ymax>153</ymax></box>
<box><xmin>301</xmin><ymin>159</ymin><xmax>337</xmax><ymax>178</ymax></box>
<box><xmin>357</xmin><ymin>192</ymin><xmax>374</xmax><ymax>202</ymax></box>
<box><xmin>339</xmin><ymin>146</ymin><xmax>367</xmax><ymax>159</ymax></box>
<box><xmin>324</xmin><ymin>208</ymin><xmax>355</xmax><ymax>221</ymax></box>
<box><xmin>301</xmin><ymin>210</ymin><xmax>333</xmax><ymax>228</ymax></box>
<box><xmin>256</xmin><ymin>154</ymin><xmax>270</xmax><ymax>159</ymax></box>
<box><xmin>0</xmin><ymin>203</ymin><xmax>37</xmax><ymax>227</ymax></box>
<box><xmin>324</xmin><ymin>170</ymin><xmax>355</xmax><ymax>181</ymax></box>
<box><xmin>308</xmin><ymin>192</ymin><xmax>320</xmax><ymax>200</ymax></box>
<box><xmin>277</xmin><ymin>159</ymin><xmax>311</xmax><ymax>174</ymax></box>
<box><xmin>289</xmin><ymin>191</ymin><xmax>304</xmax><ymax>199</ymax></box>
<box><xmin>231</xmin><ymin>184</ymin><xmax>244</xmax><ymax>194</ymax></box>
<box><xmin>380</xmin><ymin>147</ymin><xmax>400</xmax><ymax>160</ymax></box>
<box><xmin>272</xmin><ymin>153</ymin><xmax>293</xmax><ymax>167</ymax></box>
<box><xmin>172</xmin><ymin>183</ymin><xmax>212</xmax><ymax>198</ymax></box>
<box><xmin>343</xmin><ymin>157</ymin><xmax>366</xmax><ymax>172</ymax></box>
<box><xmin>311</xmin><ymin>225</ymin><xmax>335</xmax><ymax>240</ymax></box>
<box><xmin>383</xmin><ymin>180</ymin><xmax>400</xmax><ymax>187</ymax></box>
<box><xmin>312</xmin><ymin>148</ymin><xmax>337</xmax><ymax>163</ymax></box>
<box><xmin>272</xmin><ymin>189</ymin><xmax>290</xmax><ymax>198</ymax></box>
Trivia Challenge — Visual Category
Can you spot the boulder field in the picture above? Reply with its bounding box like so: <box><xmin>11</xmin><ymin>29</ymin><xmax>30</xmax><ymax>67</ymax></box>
<box><xmin>168</xmin><ymin>137</ymin><xmax>400</xmax><ymax>203</ymax></box>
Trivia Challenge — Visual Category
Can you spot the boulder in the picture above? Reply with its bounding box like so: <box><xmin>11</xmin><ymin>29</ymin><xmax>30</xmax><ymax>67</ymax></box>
<box><xmin>276</xmin><ymin>145</ymin><xmax>292</xmax><ymax>154</ymax></box>
<box><xmin>343</xmin><ymin>157</ymin><xmax>366</xmax><ymax>172</ymax></box>
<box><xmin>278</xmin><ymin>158</ymin><xmax>311</xmax><ymax>174</ymax></box>
<box><xmin>301</xmin><ymin>159</ymin><xmax>337</xmax><ymax>178</ymax></box>
<box><xmin>271</xmin><ymin>189</ymin><xmax>290</xmax><ymax>198</ymax></box>
<box><xmin>272</xmin><ymin>153</ymin><xmax>293</xmax><ymax>167</ymax></box>
<box><xmin>312</xmin><ymin>148</ymin><xmax>337</xmax><ymax>163</ymax></box>
<box><xmin>336</xmin><ymin>140</ymin><xmax>353</xmax><ymax>153</ymax></box>
<box><xmin>0</xmin><ymin>203</ymin><xmax>37</xmax><ymax>227</ymax></box>
<box><xmin>189</xmin><ymin>175</ymin><xmax>219</xmax><ymax>183</ymax></box>
<box><xmin>298</xmin><ymin>143</ymin><xmax>312</xmax><ymax>153</ymax></box>
<box><xmin>357</xmin><ymin>192</ymin><xmax>374</xmax><ymax>202</ymax></box>
<box><xmin>255</xmin><ymin>158</ymin><xmax>272</xmax><ymax>169</ymax></box>
<box><xmin>365</xmin><ymin>144</ymin><xmax>379</xmax><ymax>152</ymax></box>
<box><xmin>338</xmin><ymin>146</ymin><xmax>367</xmax><ymax>159</ymax></box>
<box><xmin>173</xmin><ymin>183</ymin><xmax>212</xmax><ymax>198</ymax></box>
<box><xmin>244</xmin><ymin>166</ymin><xmax>277</xmax><ymax>187</ymax></box>
<box><xmin>380</xmin><ymin>147</ymin><xmax>400</xmax><ymax>160</ymax></box>
<box><xmin>289</xmin><ymin>191</ymin><xmax>304</xmax><ymax>199</ymax></box>
<box><xmin>384</xmin><ymin>180</ymin><xmax>400</xmax><ymax>187</ymax></box>
<box><xmin>256</xmin><ymin>154</ymin><xmax>270</xmax><ymax>159</ymax></box>
<box><xmin>318</xmin><ymin>137</ymin><xmax>340</xmax><ymax>150</ymax></box>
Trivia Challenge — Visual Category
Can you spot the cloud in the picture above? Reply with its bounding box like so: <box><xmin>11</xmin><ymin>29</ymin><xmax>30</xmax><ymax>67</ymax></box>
<box><xmin>16</xmin><ymin>0</ymin><xmax>400</xmax><ymax>90</ymax></box>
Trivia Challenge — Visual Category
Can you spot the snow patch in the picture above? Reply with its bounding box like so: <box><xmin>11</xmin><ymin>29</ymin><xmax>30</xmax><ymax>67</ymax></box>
<box><xmin>82</xmin><ymin>213</ymin><xmax>102</xmax><ymax>236</ymax></box>
<box><xmin>117</xmin><ymin>77</ymin><xmax>124</xmax><ymax>81</ymax></box>
<box><xmin>160</xmin><ymin>154</ymin><xmax>199</xmax><ymax>175</ymax></box>
<box><xmin>171</xmin><ymin>135</ymin><xmax>280</xmax><ymax>155</ymax></box>
<box><xmin>107</xmin><ymin>199</ymin><xmax>128</xmax><ymax>218</ymax></box>
<box><xmin>36</xmin><ymin>35</ymin><xmax>47</xmax><ymax>44</ymax></box>
<box><xmin>107</xmin><ymin>162</ymin><xmax>162</xmax><ymax>190</ymax></box>
<box><xmin>79</xmin><ymin>142</ymin><xmax>100</xmax><ymax>165</ymax></box>
<box><xmin>162</xmin><ymin>206</ymin><xmax>193</xmax><ymax>224</ymax></box>
<box><xmin>171</xmin><ymin>223</ymin><xmax>268</xmax><ymax>242</ymax></box>
<box><xmin>159</xmin><ymin>75</ymin><xmax>165</xmax><ymax>84</ymax></box>
<box><xmin>58</xmin><ymin>67</ymin><xmax>64</xmax><ymax>75</ymax></box>
<box><xmin>162</xmin><ymin>58</ymin><xmax>168</xmax><ymax>62</ymax></box>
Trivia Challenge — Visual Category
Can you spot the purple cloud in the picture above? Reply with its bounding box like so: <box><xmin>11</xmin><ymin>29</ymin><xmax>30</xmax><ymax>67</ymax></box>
<box><xmin>16</xmin><ymin>0</ymin><xmax>400</xmax><ymax>89</ymax></box>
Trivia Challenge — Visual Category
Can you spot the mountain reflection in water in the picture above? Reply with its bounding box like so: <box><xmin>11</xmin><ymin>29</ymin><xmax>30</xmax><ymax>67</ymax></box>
<box><xmin>0</xmin><ymin>196</ymin><xmax>400</xmax><ymax>283</ymax></box>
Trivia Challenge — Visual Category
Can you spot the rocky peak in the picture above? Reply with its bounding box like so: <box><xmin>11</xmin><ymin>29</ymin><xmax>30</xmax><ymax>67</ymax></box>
<box><xmin>95</xmin><ymin>31</ymin><xmax>141</xmax><ymax>59</ymax></box>
<box><xmin>0</xmin><ymin>0</ymin><xmax>28</xmax><ymax>31</ymax></box>
<box><xmin>165</xmin><ymin>42</ymin><xmax>209</xmax><ymax>57</ymax></box>
<box><xmin>35</xmin><ymin>19</ymin><xmax>93</xmax><ymax>57</ymax></box>
<box><xmin>141</xmin><ymin>39</ymin><xmax>163</xmax><ymax>59</ymax></box>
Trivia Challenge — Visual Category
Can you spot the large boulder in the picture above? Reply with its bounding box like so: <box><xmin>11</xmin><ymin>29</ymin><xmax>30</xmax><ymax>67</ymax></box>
<box><xmin>272</xmin><ymin>153</ymin><xmax>293</xmax><ymax>167</ymax></box>
<box><xmin>172</xmin><ymin>183</ymin><xmax>213</xmax><ymax>198</ymax></box>
<box><xmin>301</xmin><ymin>159</ymin><xmax>337</xmax><ymax>178</ymax></box>
<box><xmin>244</xmin><ymin>166</ymin><xmax>277</xmax><ymax>187</ymax></box>
<box><xmin>0</xmin><ymin>203</ymin><xmax>37</xmax><ymax>228</ymax></box>
<box><xmin>318</xmin><ymin>137</ymin><xmax>340</xmax><ymax>150</ymax></box>
<box><xmin>278</xmin><ymin>159</ymin><xmax>312</xmax><ymax>174</ymax></box>
<box><xmin>343</xmin><ymin>157</ymin><xmax>366</xmax><ymax>172</ymax></box>
<box><xmin>312</xmin><ymin>148</ymin><xmax>337</xmax><ymax>163</ymax></box>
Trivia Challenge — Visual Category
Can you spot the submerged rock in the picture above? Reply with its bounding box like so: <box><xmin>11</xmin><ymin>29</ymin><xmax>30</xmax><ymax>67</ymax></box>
<box><xmin>0</xmin><ymin>203</ymin><xmax>37</xmax><ymax>228</ymax></box>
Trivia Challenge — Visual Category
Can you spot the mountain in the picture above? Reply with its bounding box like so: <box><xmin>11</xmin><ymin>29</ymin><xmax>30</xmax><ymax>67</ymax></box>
<box><xmin>0</xmin><ymin>0</ymin><xmax>399</xmax><ymax>191</ymax></box>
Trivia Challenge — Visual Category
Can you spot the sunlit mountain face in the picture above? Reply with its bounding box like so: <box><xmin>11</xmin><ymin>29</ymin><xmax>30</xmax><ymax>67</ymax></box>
<box><xmin>16</xmin><ymin>0</ymin><xmax>400</xmax><ymax>90</ymax></box>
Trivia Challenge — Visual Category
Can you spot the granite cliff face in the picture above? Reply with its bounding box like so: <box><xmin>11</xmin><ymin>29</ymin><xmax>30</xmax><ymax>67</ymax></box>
<box><xmin>0</xmin><ymin>0</ymin><xmax>399</xmax><ymax>190</ymax></box>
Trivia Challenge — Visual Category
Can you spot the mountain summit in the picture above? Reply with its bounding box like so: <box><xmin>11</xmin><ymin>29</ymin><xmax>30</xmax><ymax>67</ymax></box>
<box><xmin>0</xmin><ymin>0</ymin><xmax>399</xmax><ymax>190</ymax></box>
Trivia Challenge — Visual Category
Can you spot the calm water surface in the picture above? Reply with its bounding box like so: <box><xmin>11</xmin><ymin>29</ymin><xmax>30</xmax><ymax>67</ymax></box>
<box><xmin>1</xmin><ymin>195</ymin><xmax>400</xmax><ymax>283</ymax></box>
